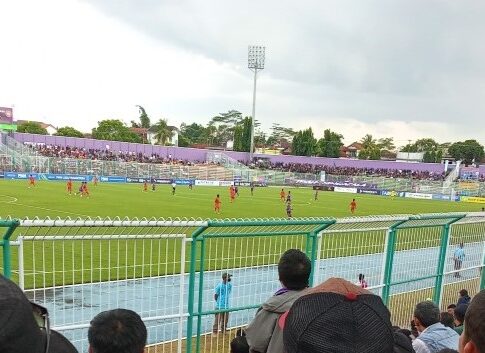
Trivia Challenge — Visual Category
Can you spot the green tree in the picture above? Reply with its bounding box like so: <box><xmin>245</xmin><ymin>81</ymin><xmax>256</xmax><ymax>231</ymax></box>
<box><xmin>55</xmin><ymin>126</ymin><xmax>84</xmax><ymax>138</ymax></box>
<box><xmin>241</xmin><ymin>117</ymin><xmax>252</xmax><ymax>152</ymax></box>
<box><xmin>131</xmin><ymin>105</ymin><xmax>151</xmax><ymax>129</ymax></box>
<box><xmin>448</xmin><ymin>140</ymin><xmax>485</xmax><ymax>165</ymax></box>
<box><xmin>92</xmin><ymin>119</ymin><xmax>141</xmax><ymax>143</ymax></box>
<box><xmin>292</xmin><ymin>128</ymin><xmax>317</xmax><ymax>156</ymax></box>
<box><xmin>177</xmin><ymin>134</ymin><xmax>190</xmax><ymax>147</ymax></box>
<box><xmin>179</xmin><ymin>123</ymin><xmax>209</xmax><ymax>145</ymax></box>
<box><xmin>377</xmin><ymin>137</ymin><xmax>395</xmax><ymax>151</ymax></box>
<box><xmin>414</xmin><ymin>138</ymin><xmax>439</xmax><ymax>152</ymax></box>
<box><xmin>268</xmin><ymin>123</ymin><xmax>296</xmax><ymax>146</ymax></box>
<box><xmin>17</xmin><ymin>122</ymin><xmax>48</xmax><ymax>135</ymax></box>
<box><xmin>153</xmin><ymin>119</ymin><xmax>174</xmax><ymax>145</ymax></box>
<box><xmin>358</xmin><ymin>134</ymin><xmax>381</xmax><ymax>160</ymax></box>
<box><xmin>317</xmin><ymin>129</ymin><xmax>344</xmax><ymax>157</ymax></box>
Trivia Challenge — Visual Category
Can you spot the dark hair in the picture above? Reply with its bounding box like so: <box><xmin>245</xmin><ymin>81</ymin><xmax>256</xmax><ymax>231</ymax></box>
<box><xmin>358</xmin><ymin>273</ymin><xmax>364</xmax><ymax>281</ymax></box>
<box><xmin>454</xmin><ymin>304</ymin><xmax>468</xmax><ymax>324</ymax></box>
<box><xmin>436</xmin><ymin>349</ymin><xmax>458</xmax><ymax>353</ymax></box>
<box><xmin>230</xmin><ymin>336</ymin><xmax>249</xmax><ymax>353</ymax></box>
<box><xmin>278</xmin><ymin>249</ymin><xmax>311</xmax><ymax>290</ymax></box>
<box><xmin>464</xmin><ymin>289</ymin><xmax>485</xmax><ymax>353</ymax></box>
<box><xmin>88</xmin><ymin>309</ymin><xmax>147</xmax><ymax>353</ymax></box>
<box><xmin>459</xmin><ymin>289</ymin><xmax>468</xmax><ymax>297</ymax></box>
<box><xmin>440</xmin><ymin>312</ymin><xmax>455</xmax><ymax>329</ymax></box>
<box><xmin>447</xmin><ymin>304</ymin><xmax>456</xmax><ymax>310</ymax></box>
<box><xmin>414</xmin><ymin>301</ymin><xmax>440</xmax><ymax>328</ymax></box>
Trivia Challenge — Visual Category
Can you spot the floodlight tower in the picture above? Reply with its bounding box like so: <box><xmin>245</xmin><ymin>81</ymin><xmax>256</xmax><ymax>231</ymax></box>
<box><xmin>248</xmin><ymin>45</ymin><xmax>265</xmax><ymax>161</ymax></box>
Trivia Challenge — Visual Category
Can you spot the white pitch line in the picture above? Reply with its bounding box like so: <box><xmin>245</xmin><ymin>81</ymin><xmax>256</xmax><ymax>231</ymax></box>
<box><xmin>0</xmin><ymin>195</ymin><xmax>18</xmax><ymax>204</ymax></box>
<box><xmin>6</xmin><ymin>201</ymin><xmax>91</xmax><ymax>218</ymax></box>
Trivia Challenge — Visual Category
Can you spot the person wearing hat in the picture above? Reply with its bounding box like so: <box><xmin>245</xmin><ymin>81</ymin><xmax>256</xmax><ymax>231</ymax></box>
<box><xmin>460</xmin><ymin>289</ymin><xmax>485</xmax><ymax>353</ymax></box>
<box><xmin>213</xmin><ymin>272</ymin><xmax>233</xmax><ymax>335</ymax></box>
<box><xmin>0</xmin><ymin>274</ymin><xmax>78</xmax><ymax>353</ymax></box>
<box><xmin>280</xmin><ymin>277</ymin><xmax>414</xmax><ymax>353</ymax></box>
<box><xmin>412</xmin><ymin>301</ymin><xmax>459</xmax><ymax>353</ymax></box>
<box><xmin>245</xmin><ymin>249</ymin><xmax>311</xmax><ymax>353</ymax></box>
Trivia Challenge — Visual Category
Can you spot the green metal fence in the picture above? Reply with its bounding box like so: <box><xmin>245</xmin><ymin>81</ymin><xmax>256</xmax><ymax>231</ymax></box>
<box><xmin>0</xmin><ymin>213</ymin><xmax>484</xmax><ymax>353</ymax></box>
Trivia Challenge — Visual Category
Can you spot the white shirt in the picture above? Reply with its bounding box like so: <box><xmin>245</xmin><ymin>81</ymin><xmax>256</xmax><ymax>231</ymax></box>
<box><xmin>172</xmin><ymin>183</ymin><xmax>176</xmax><ymax>188</ymax></box>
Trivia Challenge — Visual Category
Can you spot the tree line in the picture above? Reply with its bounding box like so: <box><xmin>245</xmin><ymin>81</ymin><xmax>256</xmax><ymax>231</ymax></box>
<box><xmin>15</xmin><ymin>107</ymin><xmax>485</xmax><ymax>165</ymax></box>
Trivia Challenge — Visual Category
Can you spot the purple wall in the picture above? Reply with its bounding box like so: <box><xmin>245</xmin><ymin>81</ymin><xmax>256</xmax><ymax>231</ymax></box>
<box><xmin>480</xmin><ymin>165</ymin><xmax>485</xmax><ymax>176</ymax></box>
<box><xmin>14</xmin><ymin>132</ymin><xmax>448</xmax><ymax>172</ymax></box>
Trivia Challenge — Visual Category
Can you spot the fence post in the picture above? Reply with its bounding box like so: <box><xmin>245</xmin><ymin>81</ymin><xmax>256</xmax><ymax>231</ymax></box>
<box><xmin>480</xmin><ymin>238</ymin><xmax>485</xmax><ymax>290</ymax></box>
<box><xmin>195</xmin><ymin>237</ymin><xmax>207</xmax><ymax>353</ymax></box>
<box><xmin>433</xmin><ymin>216</ymin><xmax>464</xmax><ymax>305</ymax></box>
<box><xmin>1</xmin><ymin>220</ymin><xmax>20</xmax><ymax>279</ymax></box>
<box><xmin>309</xmin><ymin>222</ymin><xmax>336</xmax><ymax>287</ymax></box>
<box><xmin>381</xmin><ymin>220</ymin><xmax>406</xmax><ymax>306</ymax></box>
<box><xmin>186</xmin><ymin>226</ymin><xmax>207</xmax><ymax>353</ymax></box>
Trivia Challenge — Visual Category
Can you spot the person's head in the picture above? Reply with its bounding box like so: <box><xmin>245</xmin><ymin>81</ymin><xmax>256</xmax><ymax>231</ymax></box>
<box><xmin>459</xmin><ymin>242</ymin><xmax>464</xmax><ymax>248</ymax></box>
<box><xmin>282</xmin><ymin>278</ymin><xmax>397</xmax><ymax>353</ymax></box>
<box><xmin>448</xmin><ymin>304</ymin><xmax>457</xmax><ymax>314</ymax></box>
<box><xmin>460</xmin><ymin>289</ymin><xmax>469</xmax><ymax>298</ymax></box>
<box><xmin>437</xmin><ymin>349</ymin><xmax>459</xmax><ymax>353</ymax></box>
<box><xmin>353</xmin><ymin>198</ymin><xmax>355</xmax><ymax>201</ymax></box>
<box><xmin>216</xmin><ymin>194</ymin><xmax>219</xmax><ymax>198</ymax></box>
<box><xmin>460</xmin><ymin>289</ymin><xmax>485</xmax><ymax>353</ymax></box>
<box><xmin>440</xmin><ymin>311</ymin><xmax>455</xmax><ymax>329</ymax></box>
<box><xmin>481</xmin><ymin>207</ymin><xmax>484</xmax><ymax>212</ymax></box>
<box><xmin>222</xmin><ymin>273</ymin><xmax>232</xmax><ymax>283</ymax></box>
<box><xmin>230</xmin><ymin>336</ymin><xmax>249</xmax><ymax>353</ymax></box>
<box><xmin>278</xmin><ymin>249</ymin><xmax>311</xmax><ymax>290</ymax></box>
<box><xmin>0</xmin><ymin>274</ymin><xmax>78</xmax><ymax>353</ymax></box>
<box><xmin>358</xmin><ymin>273</ymin><xmax>365</xmax><ymax>281</ymax></box>
<box><xmin>88</xmin><ymin>309</ymin><xmax>147</xmax><ymax>353</ymax></box>
<box><xmin>454</xmin><ymin>304</ymin><xmax>468</xmax><ymax>326</ymax></box>
<box><xmin>413</xmin><ymin>301</ymin><xmax>440</xmax><ymax>332</ymax></box>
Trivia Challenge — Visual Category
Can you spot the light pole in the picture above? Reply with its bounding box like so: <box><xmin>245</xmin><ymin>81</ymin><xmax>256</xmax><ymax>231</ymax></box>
<box><xmin>248</xmin><ymin>45</ymin><xmax>265</xmax><ymax>162</ymax></box>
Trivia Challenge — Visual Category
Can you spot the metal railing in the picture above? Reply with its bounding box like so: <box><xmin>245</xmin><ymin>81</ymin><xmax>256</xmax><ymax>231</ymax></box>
<box><xmin>0</xmin><ymin>213</ymin><xmax>484</xmax><ymax>353</ymax></box>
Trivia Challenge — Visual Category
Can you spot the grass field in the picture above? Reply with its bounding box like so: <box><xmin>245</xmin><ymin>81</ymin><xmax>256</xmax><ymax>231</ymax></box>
<box><xmin>0</xmin><ymin>179</ymin><xmax>480</xmax><ymax>219</ymax></box>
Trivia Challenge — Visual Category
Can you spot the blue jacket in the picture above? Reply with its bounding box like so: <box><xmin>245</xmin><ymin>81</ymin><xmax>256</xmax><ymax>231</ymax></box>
<box><xmin>418</xmin><ymin>322</ymin><xmax>459</xmax><ymax>353</ymax></box>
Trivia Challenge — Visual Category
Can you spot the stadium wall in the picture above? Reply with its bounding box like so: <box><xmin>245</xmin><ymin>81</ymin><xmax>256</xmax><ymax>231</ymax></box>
<box><xmin>14</xmin><ymin>132</ymin><xmax>449</xmax><ymax>172</ymax></box>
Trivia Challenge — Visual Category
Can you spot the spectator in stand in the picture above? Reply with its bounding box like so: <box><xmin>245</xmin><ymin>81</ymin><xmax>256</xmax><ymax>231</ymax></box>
<box><xmin>453</xmin><ymin>244</ymin><xmax>466</xmax><ymax>278</ymax></box>
<box><xmin>453</xmin><ymin>304</ymin><xmax>468</xmax><ymax>335</ymax></box>
<box><xmin>447</xmin><ymin>304</ymin><xmax>457</xmax><ymax>315</ymax></box>
<box><xmin>281</xmin><ymin>277</ymin><xmax>413</xmax><ymax>353</ymax></box>
<box><xmin>245</xmin><ymin>249</ymin><xmax>311</xmax><ymax>353</ymax></box>
<box><xmin>88</xmin><ymin>309</ymin><xmax>147</xmax><ymax>353</ymax></box>
<box><xmin>441</xmin><ymin>312</ymin><xmax>455</xmax><ymax>329</ymax></box>
<box><xmin>412</xmin><ymin>301</ymin><xmax>459</xmax><ymax>353</ymax></box>
<box><xmin>0</xmin><ymin>274</ymin><xmax>78</xmax><ymax>353</ymax></box>
<box><xmin>457</xmin><ymin>289</ymin><xmax>471</xmax><ymax>305</ymax></box>
<box><xmin>357</xmin><ymin>273</ymin><xmax>368</xmax><ymax>288</ymax></box>
<box><xmin>459</xmin><ymin>289</ymin><xmax>485</xmax><ymax>353</ymax></box>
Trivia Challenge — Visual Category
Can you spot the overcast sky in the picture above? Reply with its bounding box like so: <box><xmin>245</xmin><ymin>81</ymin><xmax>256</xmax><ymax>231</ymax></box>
<box><xmin>1</xmin><ymin>0</ymin><xmax>484</xmax><ymax>146</ymax></box>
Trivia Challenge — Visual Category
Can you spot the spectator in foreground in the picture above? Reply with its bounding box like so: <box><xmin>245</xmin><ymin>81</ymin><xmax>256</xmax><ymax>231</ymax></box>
<box><xmin>457</xmin><ymin>289</ymin><xmax>471</xmax><ymax>305</ymax></box>
<box><xmin>447</xmin><ymin>304</ymin><xmax>457</xmax><ymax>315</ymax></box>
<box><xmin>0</xmin><ymin>274</ymin><xmax>78</xmax><ymax>353</ymax></box>
<box><xmin>245</xmin><ymin>249</ymin><xmax>311</xmax><ymax>353</ymax></box>
<box><xmin>413</xmin><ymin>301</ymin><xmax>459</xmax><ymax>353</ymax></box>
<box><xmin>459</xmin><ymin>289</ymin><xmax>485</xmax><ymax>353</ymax></box>
<box><xmin>281</xmin><ymin>277</ymin><xmax>413</xmax><ymax>353</ymax></box>
<box><xmin>453</xmin><ymin>304</ymin><xmax>468</xmax><ymax>335</ymax></box>
<box><xmin>437</xmin><ymin>350</ymin><xmax>458</xmax><ymax>353</ymax></box>
<box><xmin>88</xmin><ymin>309</ymin><xmax>147</xmax><ymax>353</ymax></box>
<box><xmin>357</xmin><ymin>273</ymin><xmax>368</xmax><ymax>288</ymax></box>
<box><xmin>440</xmin><ymin>312</ymin><xmax>455</xmax><ymax>329</ymax></box>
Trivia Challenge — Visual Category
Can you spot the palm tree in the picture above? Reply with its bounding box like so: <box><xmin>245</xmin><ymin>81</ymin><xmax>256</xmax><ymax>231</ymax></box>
<box><xmin>154</xmin><ymin>119</ymin><xmax>174</xmax><ymax>145</ymax></box>
<box><xmin>360</xmin><ymin>134</ymin><xmax>376</xmax><ymax>149</ymax></box>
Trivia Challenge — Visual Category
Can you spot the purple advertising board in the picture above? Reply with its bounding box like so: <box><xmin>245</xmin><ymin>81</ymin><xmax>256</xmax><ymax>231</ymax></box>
<box><xmin>0</xmin><ymin>107</ymin><xmax>13</xmax><ymax>124</ymax></box>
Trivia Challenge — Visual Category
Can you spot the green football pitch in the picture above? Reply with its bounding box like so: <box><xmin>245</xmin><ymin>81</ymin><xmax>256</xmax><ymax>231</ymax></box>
<box><xmin>0</xmin><ymin>179</ymin><xmax>479</xmax><ymax>219</ymax></box>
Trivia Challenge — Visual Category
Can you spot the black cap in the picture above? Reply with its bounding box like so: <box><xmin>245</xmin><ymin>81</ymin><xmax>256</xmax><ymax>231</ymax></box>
<box><xmin>0</xmin><ymin>274</ymin><xmax>78</xmax><ymax>353</ymax></box>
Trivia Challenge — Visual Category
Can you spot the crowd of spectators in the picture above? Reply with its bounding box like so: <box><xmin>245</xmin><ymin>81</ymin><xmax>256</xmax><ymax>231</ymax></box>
<box><xmin>251</xmin><ymin>160</ymin><xmax>446</xmax><ymax>180</ymax></box>
<box><xmin>29</xmin><ymin>144</ymin><xmax>200</xmax><ymax>165</ymax></box>
<box><xmin>1</xmin><ymin>249</ymin><xmax>484</xmax><ymax>353</ymax></box>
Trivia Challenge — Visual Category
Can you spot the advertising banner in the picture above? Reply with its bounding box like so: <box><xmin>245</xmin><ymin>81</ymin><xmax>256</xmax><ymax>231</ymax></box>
<box><xmin>460</xmin><ymin>196</ymin><xmax>485</xmax><ymax>204</ymax></box>
<box><xmin>357</xmin><ymin>189</ymin><xmax>380</xmax><ymax>195</ymax></box>
<box><xmin>219</xmin><ymin>181</ymin><xmax>234</xmax><ymax>187</ymax></box>
<box><xmin>5</xmin><ymin>172</ymin><xmax>37</xmax><ymax>179</ymax></box>
<box><xmin>404</xmin><ymin>192</ymin><xmax>433</xmax><ymax>200</ymax></box>
<box><xmin>195</xmin><ymin>180</ymin><xmax>220</xmax><ymax>186</ymax></box>
<box><xmin>234</xmin><ymin>181</ymin><xmax>251</xmax><ymax>187</ymax></box>
<box><xmin>175</xmin><ymin>179</ymin><xmax>194</xmax><ymax>185</ymax></box>
<box><xmin>334</xmin><ymin>186</ymin><xmax>358</xmax><ymax>194</ymax></box>
<box><xmin>100</xmin><ymin>176</ymin><xmax>126</xmax><ymax>183</ymax></box>
<box><xmin>312</xmin><ymin>185</ymin><xmax>334</xmax><ymax>192</ymax></box>
<box><xmin>44</xmin><ymin>174</ymin><xmax>89</xmax><ymax>181</ymax></box>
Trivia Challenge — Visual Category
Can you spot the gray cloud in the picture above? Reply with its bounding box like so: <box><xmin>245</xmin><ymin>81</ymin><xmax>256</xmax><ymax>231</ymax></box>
<box><xmin>83</xmin><ymin>0</ymin><xmax>485</xmax><ymax>141</ymax></box>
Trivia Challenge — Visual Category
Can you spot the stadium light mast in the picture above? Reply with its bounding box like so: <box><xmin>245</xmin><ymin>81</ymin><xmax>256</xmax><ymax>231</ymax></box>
<box><xmin>248</xmin><ymin>45</ymin><xmax>265</xmax><ymax>162</ymax></box>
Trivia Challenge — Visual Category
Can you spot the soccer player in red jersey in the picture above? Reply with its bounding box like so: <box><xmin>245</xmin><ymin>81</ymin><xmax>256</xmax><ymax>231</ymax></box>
<box><xmin>67</xmin><ymin>179</ymin><xmax>73</xmax><ymax>195</ymax></box>
<box><xmin>143</xmin><ymin>181</ymin><xmax>148</xmax><ymax>192</ymax></box>
<box><xmin>214</xmin><ymin>194</ymin><xmax>221</xmax><ymax>214</ymax></box>
<box><xmin>280</xmin><ymin>188</ymin><xmax>286</xmax><ymax>202</ymax></box>
<box><xmin>230</xmin><ymin>187</ymin><xmax>236</xmax><ymax>203</ymax></box>
<box><xmin>28</xmin><ymin>174</ymin><xmax>35</xmax><ymax>188</ymax></box>
<box><xmin>83</xmin><ymin>182</ymin><xmax>90</xmax><ymax>198</ymax></box>
<box><xmin>93</xmin><ymin>176</ymin><xmax>98</xmax><ymax>186</ymax></box>
<box><xmin>350</xmin><ymin>198</ymin><xmax>357</xmax><ymax>214</ymax></box>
